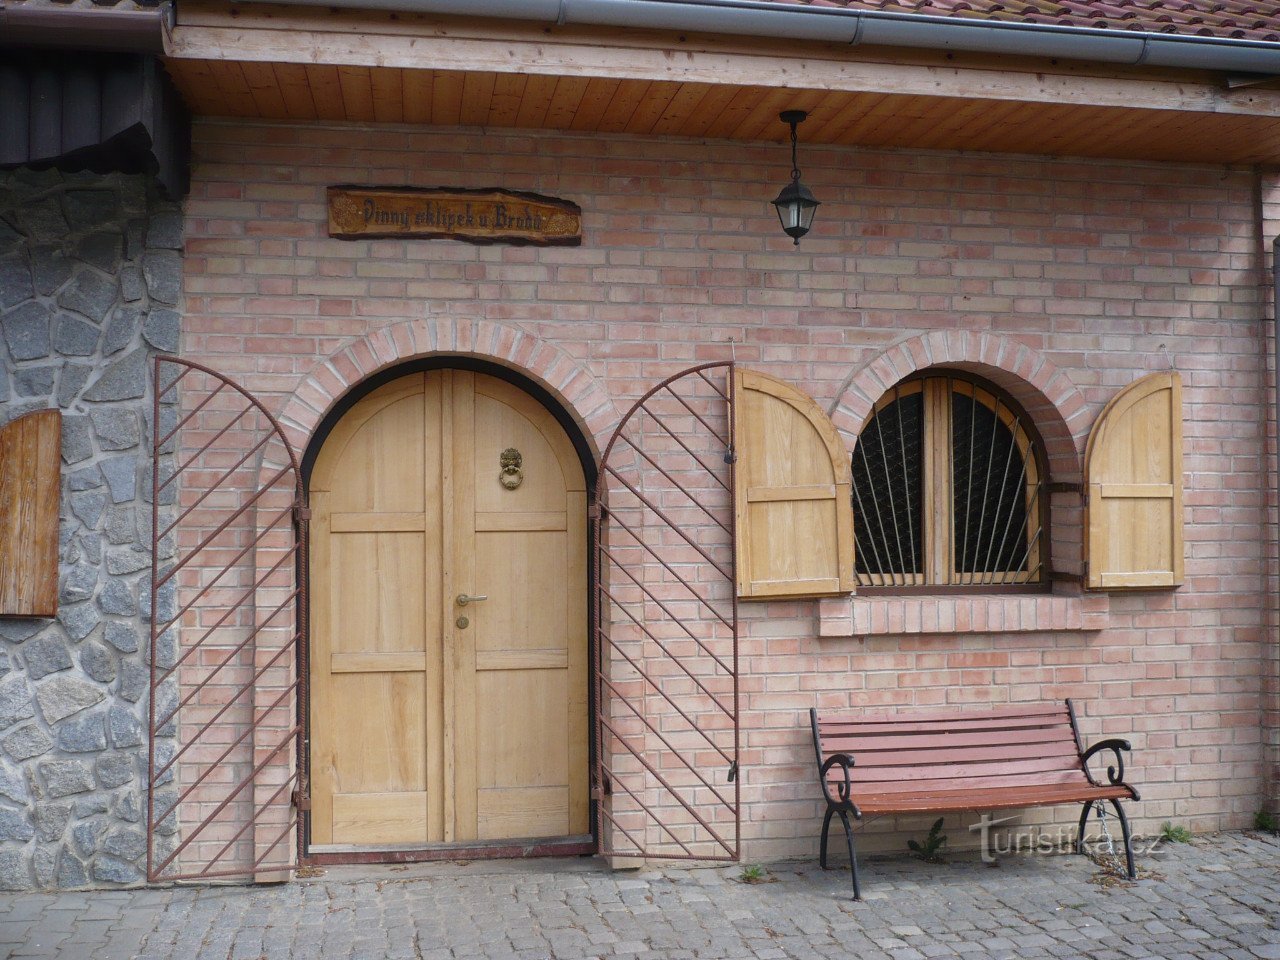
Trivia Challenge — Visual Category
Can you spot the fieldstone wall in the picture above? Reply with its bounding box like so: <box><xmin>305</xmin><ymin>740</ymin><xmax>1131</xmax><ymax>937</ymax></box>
<box><xmin>0</xmin><ymin>168</ymin><xmax>180</xmax><ymax>889</ymax></box>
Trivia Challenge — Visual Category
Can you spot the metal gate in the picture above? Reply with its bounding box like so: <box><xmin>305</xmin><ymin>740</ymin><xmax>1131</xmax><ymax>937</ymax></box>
<box><xmin>592</xmin><ymin>362</ymin><xmax>740</xmax><ymax>861</ymax></box>
<box><xmin>146</xmin><ymin>357</ymin><xmax>307</xmax><ymax>882</ymax></box>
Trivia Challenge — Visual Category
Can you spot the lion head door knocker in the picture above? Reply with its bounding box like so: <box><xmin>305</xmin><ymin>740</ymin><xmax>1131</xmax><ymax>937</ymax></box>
<box><xmin>499</xmin><ymin>447</ymin><xmax>523</xmax><ymax>490</ymax></box>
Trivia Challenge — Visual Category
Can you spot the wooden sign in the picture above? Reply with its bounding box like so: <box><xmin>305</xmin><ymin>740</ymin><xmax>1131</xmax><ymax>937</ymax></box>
<box><xmin>328</xmin><ymin>186</ymin><xmax>582</xmax><ymax>246</ymax></box>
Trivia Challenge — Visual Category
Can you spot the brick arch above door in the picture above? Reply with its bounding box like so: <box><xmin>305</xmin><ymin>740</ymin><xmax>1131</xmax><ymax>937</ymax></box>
<box><xmin>276</xmin><ymin>318</ymin><xmax>620</xmax><ymax>460</ymax></box>
<box><xmin>830</xmin><ymin>330</ymin><xmax>1086</xmax><ymax>484</ymax></box>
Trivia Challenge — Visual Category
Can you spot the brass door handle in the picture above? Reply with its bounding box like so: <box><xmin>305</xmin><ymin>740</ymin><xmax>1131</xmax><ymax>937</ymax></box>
<box><xmin>456</xmin><ymin>593</ymin><xmax>488</xmax><ymax>606</ymax></box>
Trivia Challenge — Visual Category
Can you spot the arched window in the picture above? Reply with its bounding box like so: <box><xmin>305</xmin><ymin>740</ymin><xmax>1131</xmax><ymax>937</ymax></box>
<box><xmin>852</xmin><ymin>374</ymin><xmax>1046</xmax><ymax>588</ymax></box>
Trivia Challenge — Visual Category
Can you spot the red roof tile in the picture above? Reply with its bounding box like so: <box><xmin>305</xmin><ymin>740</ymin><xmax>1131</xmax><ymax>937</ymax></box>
<box><xmin>756</xmin><ymin>0</ymin><xmax>1280</xmax><ymax>42</ymax></box>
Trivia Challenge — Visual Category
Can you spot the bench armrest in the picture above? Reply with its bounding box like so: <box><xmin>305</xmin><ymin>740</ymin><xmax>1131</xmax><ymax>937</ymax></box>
<box><xmin>819</xmin><ymin>753</ymin><xmax>858</xmax><ymax>811</ymax></box>
<box><xmin>1080</xmin><ymin>738</ymin><xmax>1132</xmax><ymax>789</ymax></box>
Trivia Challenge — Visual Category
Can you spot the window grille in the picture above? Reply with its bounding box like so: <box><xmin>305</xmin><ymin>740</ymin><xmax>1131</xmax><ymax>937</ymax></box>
<box><xmin>853</xmin><ymin>375</ymin><xmax>1044</xmax><ymax>588</ymax></box>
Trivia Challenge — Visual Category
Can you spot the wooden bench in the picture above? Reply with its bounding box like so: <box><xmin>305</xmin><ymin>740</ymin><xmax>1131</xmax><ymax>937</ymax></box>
<box><xmin>809</xmin><ymin>701</ymin><xmax>1139</xmax><ymax>898</ymax></box>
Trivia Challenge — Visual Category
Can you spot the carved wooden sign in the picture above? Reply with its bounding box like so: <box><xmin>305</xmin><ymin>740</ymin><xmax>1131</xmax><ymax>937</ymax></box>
<box><xmin>327</xmin><ymin>186</ymin><xmax>582</xmax><ymax>246</ymax></box>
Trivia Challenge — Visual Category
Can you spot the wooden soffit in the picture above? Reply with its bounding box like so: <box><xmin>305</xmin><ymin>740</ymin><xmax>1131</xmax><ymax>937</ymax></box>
<box><xmin>164</xmin><ymin>2</ymin><xmax>1280</xmax><ymax>164</ymax></box>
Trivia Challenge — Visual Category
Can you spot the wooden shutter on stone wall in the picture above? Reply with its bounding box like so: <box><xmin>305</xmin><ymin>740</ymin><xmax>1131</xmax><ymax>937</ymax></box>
<box><xmin>0</xmin><ymin>410</ymin><xmax>62</xmax><ymax>617</ymax></box>
<box><xmin>1084</xmin><ymin>371</ymin><xmax>1184</xmax><ymax>590</ymax></box>
<box><xmin>733</xmin><ymin>368</ymin><xmax>854</xmax><ymax>599</ymax></box>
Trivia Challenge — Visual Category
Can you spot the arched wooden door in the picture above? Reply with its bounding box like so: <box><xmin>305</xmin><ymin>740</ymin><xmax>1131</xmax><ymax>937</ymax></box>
<box><xmin>308</xmin><ymin>370</ymin><xmax>589</xmax><ymax>849</ymax></box>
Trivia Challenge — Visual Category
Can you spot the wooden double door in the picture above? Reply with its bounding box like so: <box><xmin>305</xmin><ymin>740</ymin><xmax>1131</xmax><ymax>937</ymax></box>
<box><xmin>309</xmin><ymin>370</ymin><xmax>589</xmax><ymax>848</ymax></box>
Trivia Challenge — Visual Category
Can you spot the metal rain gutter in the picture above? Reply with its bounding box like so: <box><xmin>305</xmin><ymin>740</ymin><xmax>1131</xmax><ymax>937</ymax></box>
<box><xmin>247</xmin><ymin>0</ymin><xmax>1280</xmax><ymax>74</ymax></box>
<box><xmin>0</xmin><ymin>2</ymin><xmax>174</xmax><ymax>55</ymax></box>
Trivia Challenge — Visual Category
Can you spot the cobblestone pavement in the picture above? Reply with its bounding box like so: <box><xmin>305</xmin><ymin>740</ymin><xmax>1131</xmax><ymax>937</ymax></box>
<box><xmin>1</xmin><ymin>832</ymin><xmax>1277</xmax><ymax>960</ymax></box>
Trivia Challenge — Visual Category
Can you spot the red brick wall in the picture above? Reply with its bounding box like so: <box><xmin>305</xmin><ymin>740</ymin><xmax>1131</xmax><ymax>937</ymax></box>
<box><xmin>178</xmin><ymin>117</ymin><xmax>1274</xmax><ymax>864</ymax></box>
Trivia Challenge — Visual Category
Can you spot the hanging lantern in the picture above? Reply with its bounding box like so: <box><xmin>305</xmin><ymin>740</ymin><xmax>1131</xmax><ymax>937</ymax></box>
<box><xmin>771</xmin><ymin>109</ymin><xmax>820</xmax><ymax>245</ymax></box>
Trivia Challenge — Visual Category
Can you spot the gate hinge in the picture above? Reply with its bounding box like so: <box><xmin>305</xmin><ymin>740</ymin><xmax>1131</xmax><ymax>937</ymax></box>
<box><xmin>588</xmin><ymin>504</ymin><xmax>603</xmax><ymax>520</ymax></box>
<box><xmin>294</xmin><ymin>505</ymin><xmax>312</xmax><ymax>523</ymax></box>
<box><xmin>727</xmin><ymin>761</ymin><xmax>738</xmax><ymax>783</ymax></box>
<box><xmin>291</xmin><ymin>790</ymin><xmax>311</xmax><ymax>811</ymax></box>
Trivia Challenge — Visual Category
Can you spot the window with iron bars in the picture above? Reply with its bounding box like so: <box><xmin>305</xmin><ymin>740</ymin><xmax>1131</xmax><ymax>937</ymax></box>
<box><xmin>852</xmin><ymin>374</ymin><xmax>1046</xmax><ymax>589</ymax></box>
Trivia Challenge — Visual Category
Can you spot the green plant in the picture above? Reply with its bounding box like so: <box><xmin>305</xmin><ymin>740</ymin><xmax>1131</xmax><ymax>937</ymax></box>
<box><xmin>1255</xmin><ymin>809</ymin><xmax>1279</xmax><ymax>834</ymax></box>
<box><xmin>908</xmin><ymin>817</ymin><xmax>948</xmax><ymax>862</ymax></box>
<box><xmin>739</xmin><ymin>864</ymin><xmax>768</xmax><ymax>883</ymax></box>
<box><xmin>1159</xmin><ymin>821</ymin><xmax>1192</xmax><ymax>843</ymax></box>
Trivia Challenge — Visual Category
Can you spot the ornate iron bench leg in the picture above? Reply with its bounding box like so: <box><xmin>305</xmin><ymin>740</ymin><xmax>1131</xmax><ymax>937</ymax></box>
<box><xmin>1109</xmin><ymin>799</ymin><xmax>1137</xmax><ymax>880</ymax></box>
<box><xmin>836</xmin><ymin>809</ymin><xmax>860</xmax><ymax>900</ymax></box>
<box><xmin>819</xmin><ymin>806</ymin><xmax>835</xmax><ymax>870</ymax></box>
<box><xmin>1076</xmin><ymin>800</ymin><xmax>1094</xmax><ymax>855</ymax></box>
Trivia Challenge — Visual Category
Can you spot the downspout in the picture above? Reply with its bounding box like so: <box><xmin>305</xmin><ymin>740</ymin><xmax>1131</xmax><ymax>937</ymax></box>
<box><xmin>0</xmin><ymin>2</ymin><xmax>174</xmax><ymax>55</ymax></box>
<box><xmin>1273</xmin><ymin>234</ymin><xmax>1280</xmax><ymax>814</ymax></box>
<box><xmin>251</xmin><ymin>0</ymin><xmax>1280</xmax><ymax>74</ymax></box>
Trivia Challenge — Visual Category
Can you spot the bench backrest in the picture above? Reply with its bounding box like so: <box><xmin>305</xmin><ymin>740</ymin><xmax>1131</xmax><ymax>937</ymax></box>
<box><xmin>812</xmin><ymin>702</ymin><xmax>1089</xmax><ymax>795</ymax></box>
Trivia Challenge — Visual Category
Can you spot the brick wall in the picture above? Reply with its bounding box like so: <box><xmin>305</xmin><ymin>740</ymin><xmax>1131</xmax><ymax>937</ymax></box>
<box><xmin>179</xmin><ymin>117</ymin><xmax>1274</xmax><ymax>865</ymax></box>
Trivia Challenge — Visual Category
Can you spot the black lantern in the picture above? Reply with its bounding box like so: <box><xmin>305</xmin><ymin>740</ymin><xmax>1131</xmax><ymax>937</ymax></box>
<box><xmin>771</xmin><ymin>109</ymin><xmax>819</xmax><ymax>245</ymax></box>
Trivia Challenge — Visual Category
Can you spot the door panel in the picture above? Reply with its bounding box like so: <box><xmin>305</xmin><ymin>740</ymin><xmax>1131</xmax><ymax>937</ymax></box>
<box><xmin>310</xmin><ymin>369</ymin><xmax>587</xmax><ymax>850</ymax></box>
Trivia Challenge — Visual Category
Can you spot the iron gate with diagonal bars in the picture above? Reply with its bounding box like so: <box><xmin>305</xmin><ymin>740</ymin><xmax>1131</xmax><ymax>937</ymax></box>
<box><xmin>146</xmin><ymin>356</ymin><xmax>307</xmax><ymax>882</ymax></box>
<box><xmin>593</xmin><ymin>361</ymin><xmax>741</xmax><ymax>861</ymax></box>
<box><xmin>147</xmin><ymin>356</ymin><xmax>739</xmax><ymax>880</ymax></box>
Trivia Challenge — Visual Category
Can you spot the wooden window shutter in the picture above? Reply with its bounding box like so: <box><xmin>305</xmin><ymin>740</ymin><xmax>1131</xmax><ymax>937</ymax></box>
<box><xmin>0</xmin><ymin>410</ymin><xmax>62</xmax><ymax>617</ymax></box>
<box><xmin>1084</xmin><ymin>371</ymin><xmax>1183</xmax><ymax>590</ymax></box>
<box><xmin>733</xmin><ymin>368</ymin><xmax>854</xmax><ymax>599</ymax></box>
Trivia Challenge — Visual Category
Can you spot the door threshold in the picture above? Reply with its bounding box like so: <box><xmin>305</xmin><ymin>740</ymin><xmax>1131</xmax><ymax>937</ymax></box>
<box><xmin>304</xmin><ymin>835</ymin><xmax>595</xmax><ymax>865</ymax></box>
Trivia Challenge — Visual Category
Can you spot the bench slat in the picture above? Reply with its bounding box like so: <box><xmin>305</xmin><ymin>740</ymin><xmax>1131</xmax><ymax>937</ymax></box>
<box><xmin>831</xmin><ymin>740</ymin><xmax>1081</xmax><ymax>770</ymax></box>
<box><xmin>821</xmin><ymin>727</ymin><xmax>1076</xmax><ymax>754</ymax></box>
<box><xmin>818</xmin><ymin>714</ymin><xmax>1071</xmax><ymax>737</ymax></box>
<box><xmin>840</xmin><ymin>756</ymin><xmax>1087</xmax><ymax>788</ymax></box>
<box><xmin>856</xmin><ymin>782</ymin><xmax>1132</xmax><ymax>815</ymax></box>
<box><xmin>821</xmin><ymin>704</ymin><xmax>1067</xmax><ymax>725</ymax></box>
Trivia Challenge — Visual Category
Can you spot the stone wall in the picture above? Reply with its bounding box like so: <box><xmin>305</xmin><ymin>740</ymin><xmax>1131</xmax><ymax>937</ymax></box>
<box><xmin>0</xmin><ymin>168</ymin><xmax>180</xmax><ymax>889</ymax></box>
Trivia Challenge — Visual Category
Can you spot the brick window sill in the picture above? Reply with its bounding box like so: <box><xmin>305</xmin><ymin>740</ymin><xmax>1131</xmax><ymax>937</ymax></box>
<box><xmin>817</xmin><ymin>589</ymin><xmax>1109</xmax><ymax>639</ymax></box>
